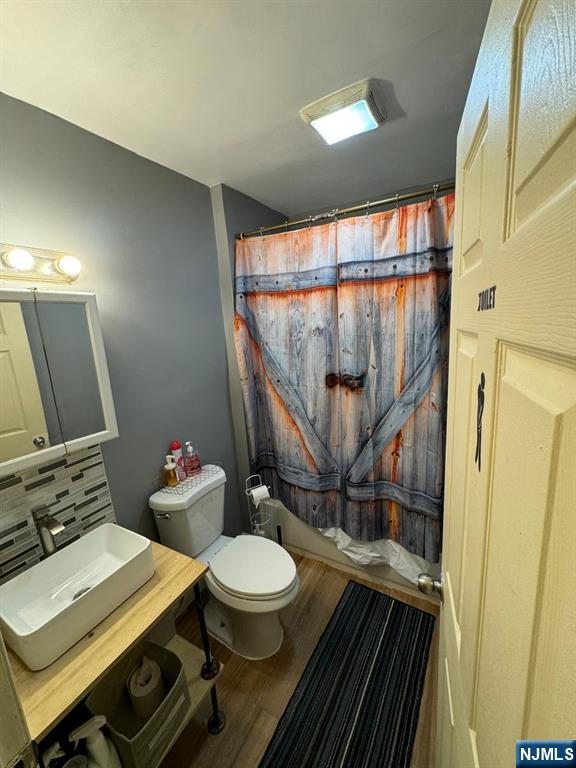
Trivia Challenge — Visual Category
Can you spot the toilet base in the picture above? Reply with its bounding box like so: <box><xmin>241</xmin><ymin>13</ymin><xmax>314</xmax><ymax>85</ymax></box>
<box><xmin>205</xmin><ymin>597</ymin><xmax>284</xmax><ymax>660</ymax></box>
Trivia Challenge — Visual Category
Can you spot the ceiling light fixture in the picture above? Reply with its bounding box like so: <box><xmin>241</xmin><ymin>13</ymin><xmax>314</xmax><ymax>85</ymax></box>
<box><xmin>300</xmin><ymin>78</ymin><xmax>386</xmax><ymax>145</ymax></box>
<box><xmin>0</xmin><ymin>244</ymin><xmax>82</xmax><ymax>284</ymax></box>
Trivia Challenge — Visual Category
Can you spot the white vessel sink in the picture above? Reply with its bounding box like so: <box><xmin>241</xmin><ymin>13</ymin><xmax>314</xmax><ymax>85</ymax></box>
<box><xmin>0</xmin><ymin>523</ymin><xmax>155</xmax><ymax>670</ymax></box>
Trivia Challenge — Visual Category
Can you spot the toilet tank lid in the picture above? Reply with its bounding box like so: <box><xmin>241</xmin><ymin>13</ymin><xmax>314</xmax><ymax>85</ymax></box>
<box><xmin>149</xmin><ymin>464</ymin><xmax>226</xmax><ymax>511</ymax></box>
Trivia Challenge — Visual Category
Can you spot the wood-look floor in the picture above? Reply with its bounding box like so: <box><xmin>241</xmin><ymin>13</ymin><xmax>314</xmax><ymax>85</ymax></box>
<box><xmin>161</xmin><ymin>553</ymin><xmax>438</xmax><ymax>768</ymax></box>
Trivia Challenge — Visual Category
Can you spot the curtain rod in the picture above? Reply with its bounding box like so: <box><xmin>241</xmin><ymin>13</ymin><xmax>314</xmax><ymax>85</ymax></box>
<box><xmin>236</xmin><ymin>179</ymin><xmax>455</xmax><ymax>239</ymax></box>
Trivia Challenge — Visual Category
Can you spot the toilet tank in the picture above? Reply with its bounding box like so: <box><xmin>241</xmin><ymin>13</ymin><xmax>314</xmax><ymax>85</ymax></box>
<box><xmin>149</xmin><ymin>465</ymin><xmax>226</xmax><ymax>558</ymax></box>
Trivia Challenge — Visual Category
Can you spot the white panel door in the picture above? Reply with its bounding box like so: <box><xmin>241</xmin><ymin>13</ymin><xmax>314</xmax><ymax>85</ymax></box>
<box><xmin>0</xmin><ymin>302</ymin><xmax>49</xmax><ymax>462</ymax></box>
<box><xmin>438</xmin><ymin>0</ymin><xmax>576</xmax><ymax>765</ymax></box>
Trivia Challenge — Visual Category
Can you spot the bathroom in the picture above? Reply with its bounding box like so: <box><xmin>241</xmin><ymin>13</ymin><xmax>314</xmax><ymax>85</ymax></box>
<box><xmin>0</xmin><ymin>1</ymin><xmax>574</xmax><ymax>767</ymax></box>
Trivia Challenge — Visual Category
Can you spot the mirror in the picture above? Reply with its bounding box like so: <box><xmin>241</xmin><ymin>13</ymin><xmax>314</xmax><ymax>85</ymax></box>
<box><xmin>33</xmin><ymin>302</ymin><xmax>106</xmax><ymax>440</ymax></box>
<box><xmin>0</xmin><ymin>290</ymin><xmax>118</xmax><ymax>476</ymax></box>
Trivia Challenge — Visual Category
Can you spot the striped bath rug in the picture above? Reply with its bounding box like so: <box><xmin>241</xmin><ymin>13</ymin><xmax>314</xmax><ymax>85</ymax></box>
<box><xmin>259</xmin><ymin>581</ymin><xmax>435</xmax><ymax>768</ymax></box>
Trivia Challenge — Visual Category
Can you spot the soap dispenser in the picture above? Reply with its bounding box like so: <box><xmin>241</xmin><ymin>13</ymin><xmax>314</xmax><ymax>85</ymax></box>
<box><xmin>164</xmin><ymin>455</ymin><xmax>179</xmax><ymax>487</ymax></box>
<box><xmin>184</xmin><ymin>442</ymin><xmax>201</xmax><ymax>476</ymax></box>
<box><xmin>69</xmin><ymin>716</ymin><xmax>121</xmax><ymax>768</ymax></box>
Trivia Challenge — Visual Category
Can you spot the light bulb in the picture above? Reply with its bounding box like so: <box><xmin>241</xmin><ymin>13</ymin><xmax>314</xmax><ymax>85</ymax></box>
<box><xmin>56</xmin><ymin>255</ymin><xmax>82</xmax><ymax>277</ymax></box>
<box><xmin>4</xmin><ymin>248</ymin><xmax>34</xmax><ymax>271</ymax></box>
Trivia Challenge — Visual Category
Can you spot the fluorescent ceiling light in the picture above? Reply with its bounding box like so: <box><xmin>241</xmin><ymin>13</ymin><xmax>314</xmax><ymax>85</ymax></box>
<box><xmin>300</xmin><ymin>78</ymin><xmax>386</xmax><ymax>146</ymax></box>
<box><xmin>310</xmin><ymin>100</ymin><xmax>379</xmax><ymax>145</ymax></box>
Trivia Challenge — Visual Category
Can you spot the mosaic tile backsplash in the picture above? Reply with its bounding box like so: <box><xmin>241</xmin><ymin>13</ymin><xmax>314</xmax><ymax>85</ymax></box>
<box><xmin>0</xmin><ymin>446</ymin><xmax>115</xmax><ymax>584</ymax></box>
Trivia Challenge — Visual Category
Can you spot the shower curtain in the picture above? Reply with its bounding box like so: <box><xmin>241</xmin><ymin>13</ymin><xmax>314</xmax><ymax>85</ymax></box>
<box><xmin>234</xmin><ymin>194</ymin><xmax>455</xmax><ymax>571</ymax></box>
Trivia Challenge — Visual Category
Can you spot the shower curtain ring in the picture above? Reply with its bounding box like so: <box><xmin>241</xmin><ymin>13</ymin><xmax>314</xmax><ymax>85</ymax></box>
<box><xmin>285</xmin><ymin>220</ymin><xmax>289</xmax><ymax>233</ymax></box>
<box><xmin>394</xmin><ymin>193</ymin><xmax>399</xmax><ymax>210</ymax></box>
<box><xmin>308</xmin><ymin>216</ymin><xmax>312</xmax><ymax>229</ymax></box>
<box><xmin>365</xmin><ymin>200</ymin><xmax>370</xmax><ymax>219</ymax></box>
<box><xmin>259</xmin><ymin>227</ymin><xmax>264</xmax><ymax>237</ymax></box>
<box><xmin>333</xmin><ymin>208</ymin><xmax>339</xmax><ymax>223</ymax></box>
<box><xmin>433</xmin><ymin>183</ymin><xmax>439</xmax><ymax>199</ymax></box>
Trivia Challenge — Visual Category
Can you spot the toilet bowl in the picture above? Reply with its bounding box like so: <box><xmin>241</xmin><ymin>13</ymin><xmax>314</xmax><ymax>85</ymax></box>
<box><xmin>149</xmin><ymin>466</ymin><xmax>299</xmax><ymax>660</ymax></box>
<box><xmin>203</xmin><ymin>534</ymin><xmax>299</xmax><ymax>659</ymax></box>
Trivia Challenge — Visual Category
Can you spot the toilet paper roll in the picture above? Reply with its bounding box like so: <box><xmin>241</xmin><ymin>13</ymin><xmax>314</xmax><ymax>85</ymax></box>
<box><xmin>247</xmin><ymin>484</ymin><xmax>270</xmax><ymax>508</ymax></box>
<box><xmin>127</xmin><ymin>656</ymin><xmax>166</xmax><ymax>722</ymax></box>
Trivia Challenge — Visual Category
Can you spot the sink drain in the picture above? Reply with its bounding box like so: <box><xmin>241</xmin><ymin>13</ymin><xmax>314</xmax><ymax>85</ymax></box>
<box><xmin>72</xmin><ymin>586</ymin><xmax>92</xmax><ymax>601</ymax></box>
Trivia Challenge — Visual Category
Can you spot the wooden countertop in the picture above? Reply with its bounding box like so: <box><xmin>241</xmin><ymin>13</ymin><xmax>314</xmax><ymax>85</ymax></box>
<box><xmin>10</xmin><ymin>541</ymin><xmax>207</xmax><ymax>742</ymax></box>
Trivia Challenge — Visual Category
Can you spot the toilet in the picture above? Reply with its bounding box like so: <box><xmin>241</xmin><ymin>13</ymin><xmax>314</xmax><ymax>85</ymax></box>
<box><xmin>149</xmin><ymin>465</ymin><xmax>299</xmax><ymax>660</ymax></box>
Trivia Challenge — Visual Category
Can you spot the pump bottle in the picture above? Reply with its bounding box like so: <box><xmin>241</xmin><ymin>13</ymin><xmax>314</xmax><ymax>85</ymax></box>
<box><xmin>164</xmin><ymin>455</ymin><xmax>179</xmax><ymax>487</ymax></box>
<box><xmin>184</xmin><ymin>442</ymin><xmax>202</xmax><ymax>476</ymax></box>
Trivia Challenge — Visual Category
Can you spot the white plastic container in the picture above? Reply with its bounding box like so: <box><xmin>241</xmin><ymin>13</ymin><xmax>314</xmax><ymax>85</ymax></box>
<box><xmin>69</xmin><ymin>716</ymin><xmax>122</xmax><ymax>768</ymax></box>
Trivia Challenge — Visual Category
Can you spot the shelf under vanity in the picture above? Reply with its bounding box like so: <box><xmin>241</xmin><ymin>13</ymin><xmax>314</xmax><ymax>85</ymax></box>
<box><xmin>8</xmin><ymin>541</ymin><xmax>222</xmax><ymax>759</ymax></box>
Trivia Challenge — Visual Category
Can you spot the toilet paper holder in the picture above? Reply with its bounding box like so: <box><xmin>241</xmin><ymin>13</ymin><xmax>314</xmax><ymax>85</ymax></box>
<box><xmin>245</xmin><ymin>474</ymin><xmax>272</xmax><ymax>537</ymax></box>
<box><xmin>245</xmin><ymin>474</ymin><xmax>270</xmax><ymax>506</ymax></box>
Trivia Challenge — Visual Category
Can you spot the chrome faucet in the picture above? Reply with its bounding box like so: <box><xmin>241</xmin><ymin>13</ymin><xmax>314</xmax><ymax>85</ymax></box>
<box><xmin>32</xmin><ymin>505</ymin><xmax>66</xmax><ymax>556</ymax></box>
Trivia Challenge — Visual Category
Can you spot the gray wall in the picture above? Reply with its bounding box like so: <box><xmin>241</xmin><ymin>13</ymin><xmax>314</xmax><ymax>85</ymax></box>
<box><xmin>0</xmin><ymin>93</ymin><xmax>241</xmax><ymax>538</ymax></box>
<box><xmin>220</xmin><ymin>184</ymin><xmax>286</xmax><ymax>273</ymax></box>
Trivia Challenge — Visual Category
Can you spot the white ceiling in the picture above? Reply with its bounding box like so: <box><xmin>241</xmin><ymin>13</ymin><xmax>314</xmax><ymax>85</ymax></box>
<box><xmin>0</xmin><ymin>0</ymin><xmax>491</xmax><ymax>215</ymax></box>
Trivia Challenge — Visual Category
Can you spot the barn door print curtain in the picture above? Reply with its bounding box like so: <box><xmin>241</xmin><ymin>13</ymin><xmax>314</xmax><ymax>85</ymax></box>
<box><xmin>234</xmin><ymin>194</ymin><xmax>455</xmax><ymax>564</ymax></box>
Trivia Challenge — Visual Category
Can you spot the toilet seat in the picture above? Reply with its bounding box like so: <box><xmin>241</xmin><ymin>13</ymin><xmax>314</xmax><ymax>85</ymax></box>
<box><xmin>211</xmin><ymin>575</ymin><xmax>298</xmax><ymax>602</ymax></box>
<box><xmin>209</xmin><ymin>535</ymin><xmax>297</xmax><ymax>601</ymax></box>
<box><xmin>205</xmin><ymin>568</ymin><xmax>300</xmax><ymax>614</ymax></box>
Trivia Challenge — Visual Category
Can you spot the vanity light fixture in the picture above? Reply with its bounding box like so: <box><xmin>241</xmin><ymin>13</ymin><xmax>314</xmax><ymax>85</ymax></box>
<box><xmin>0</xmin><ymin>243</ymin><xmax>82</xmax><ymax>283</ymax></box>
<box><xmin>300</xmin><ymin>78</ymin><xmax>386</xmax><ymax>145</ymax></box>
